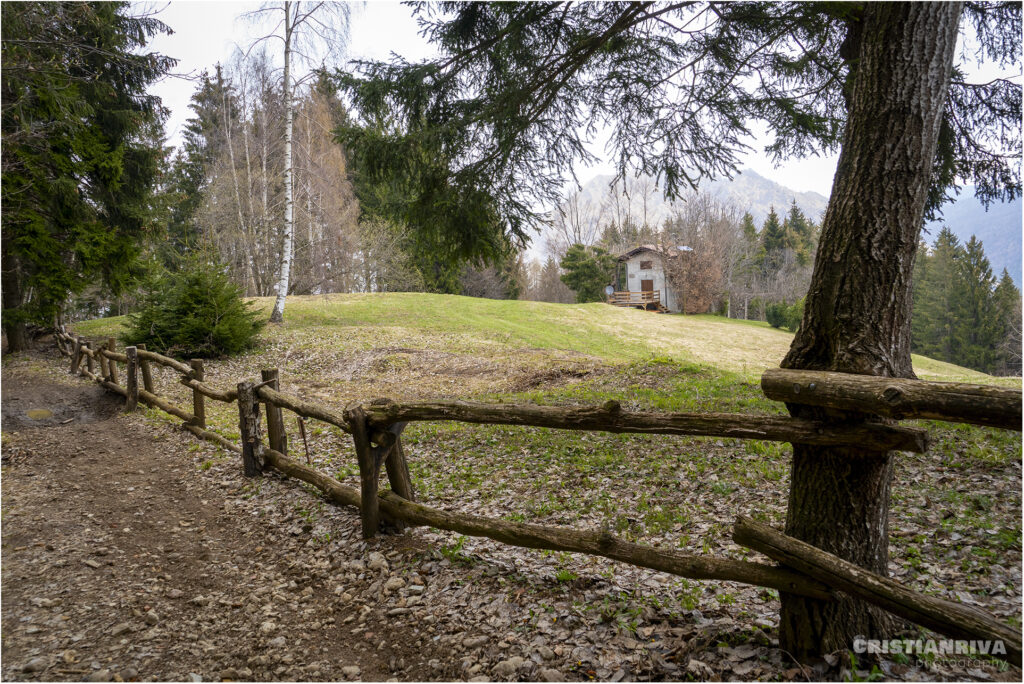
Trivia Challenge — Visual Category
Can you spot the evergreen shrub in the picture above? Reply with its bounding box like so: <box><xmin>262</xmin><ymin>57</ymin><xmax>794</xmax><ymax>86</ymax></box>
<box><xmin>124</xmin><ymin>264</ymin><xmax>263</xmax><ymax>358</ymax></box>
<box><xmin>766</xmin><ymin>302</ymin><xmax>788</xmax><ymax>329</ymax></box>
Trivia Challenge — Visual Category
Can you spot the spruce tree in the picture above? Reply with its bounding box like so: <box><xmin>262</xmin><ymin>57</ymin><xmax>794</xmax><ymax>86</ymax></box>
<box><xmin>559</xmin><ymin>244</ymin><xmax>616</xmax><ymax>303</ymax></box>
<box><xmin>1</xmin><ymin>2</ymin><xmax>174</xmax><ymax>349</ymax></box>
<box><xmin>912</xmin><ymin>228</ymin><xmax>962</xmax><ymax>362</ymax></box>
<box><xmin>760</xmin><ymin>206</ymin><xmax>786</xmax><ymax>272</ymax></box>
<box><xmin>993</xmin><ymin>268</ymin><xmax>1022</xmax><ymax>375</ymax></box>
<box><xmin>952</xmin><ymin>236</ymin><xmax>999</xmax><ymax>372</ymax></box>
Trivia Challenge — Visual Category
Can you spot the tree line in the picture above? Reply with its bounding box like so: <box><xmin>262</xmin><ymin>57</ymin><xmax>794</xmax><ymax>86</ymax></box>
<box><xmin>912</xmin><ymin>228</ymin><xmax>1021</xmax><ymax>376</ymax></box>
<box><xmin>544</xmin><ymin>183</ymin><xmax>819</xmax><ymax>319</ymax></box>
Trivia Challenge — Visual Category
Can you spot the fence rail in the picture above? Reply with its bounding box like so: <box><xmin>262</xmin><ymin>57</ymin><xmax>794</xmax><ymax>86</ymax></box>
<box><xmin>52</xmin><ymin>330</ymin><xmax>1022</xmax><ymax>666</ymax></box>
<box><xmin>762</xmin><ymin>368</ymin><xmax>1022</xmax><ymax>430</ymax></box>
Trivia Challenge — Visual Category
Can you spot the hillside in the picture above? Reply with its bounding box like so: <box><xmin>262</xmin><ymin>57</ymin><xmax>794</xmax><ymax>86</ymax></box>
<box><xmin>74</xmin><ymin>293</ymin><xmax>1006</xmax><ymax>387</ymax></box>
<box><xmin>49</xmin><ymin>292</ymin><xmax>1021</xmax><ymax>684</ymax></box>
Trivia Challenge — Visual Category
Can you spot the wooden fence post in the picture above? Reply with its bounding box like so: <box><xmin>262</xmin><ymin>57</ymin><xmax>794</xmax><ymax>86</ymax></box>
<box><xmin>190</xmin><ymin>359</ymin><xmax>205</xmax><ymax>428</ymax></box>
<box><xmin>124</xmin><ymin>346</ymin><xmax>139</xmax><ymax>412</ymax></box>
<box><xmin>346</xmin><ymin>405</ymin><xmax>381</xmax><ymax>539</ymax></box>
<box><xmin>237</xmin><ymin>382</ymin><xmax>265</xmax><ymax>477</ymax></box>
<box><xmin>106</xmin><ymin>338</ymin><xmax>119</xmax><ymax>385</ymax></box>
<box><xmin>85</xmin><ymin>341</ymin><xmax>95</xmax><ymax>376</ymax></box>
<box><xmin>261</xmin><ymin>369</ymin><xmax>287</xmax><ymax>455</ymax></box>
<box><xmin>70</xmin><ymin>337</ymin><xmax>82</xmax><ymax>375</ymax></box>
<box><xmin>137</xmin><ymin>343</ymin><xmax>154</xmax><ymax>393</ymax></box>
<box><xmin>384</xmin><ymin>423</ymin><xmax>416</xmax><ymax>504</ymax></box>
<box><xmin>98</xmin><ymin>342</ymin><xmax>110</xmax><ymax>381</ymax></box>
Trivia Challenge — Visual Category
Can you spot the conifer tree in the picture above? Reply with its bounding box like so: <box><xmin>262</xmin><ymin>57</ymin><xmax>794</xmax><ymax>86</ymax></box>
<box><xmin>912</xmin><ymin>227</ymin><xmax>962</xmax><ymax>362</ymax></box>
<box><xmin>1</xmin><ymin>1</ymin><xmax>174</xmax><ymax>350</ymax></box>
<box><xmin>759</xmin><ymin>206</ymin><xmax>786</xmax><ymax>272</ymax></box>
<box><xmin>993</xmin><ymin>268</ymin><xmax>1022</xmax><ymax>375</ymax></box>
<box><xmin>952</xmin><ymin>236</ymin><xmax>999</xmax><ymax>371</ymax></box>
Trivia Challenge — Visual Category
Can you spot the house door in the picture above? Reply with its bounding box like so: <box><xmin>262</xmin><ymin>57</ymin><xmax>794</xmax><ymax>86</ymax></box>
<box><xmin>640</xmin><ymin>279</ymin><xmax>653</xmax><ymax>292</ymax></box>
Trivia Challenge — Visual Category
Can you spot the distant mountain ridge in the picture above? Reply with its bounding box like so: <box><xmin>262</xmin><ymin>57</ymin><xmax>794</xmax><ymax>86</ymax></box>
<box><xmin>574</xmin><ymin>168</ymin><xmax>829</xmax><ymax>229</ymax></box>
<box><xmin>925</xmin><ymin>191</ymin><xmax>1022</xmax><ymax>286</ymax></box>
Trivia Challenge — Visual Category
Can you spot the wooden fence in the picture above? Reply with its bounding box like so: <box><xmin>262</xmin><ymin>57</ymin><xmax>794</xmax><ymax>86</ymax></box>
<box><xmin>53</xmin><ymin>331</ymin><xmax>1022</xmax><ymax>666</ymax></box>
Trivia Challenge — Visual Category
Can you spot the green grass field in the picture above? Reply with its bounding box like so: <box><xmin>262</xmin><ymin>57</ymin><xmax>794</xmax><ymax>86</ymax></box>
<box><xmin>73</xmin><ymin>292</ymin><xmax>1010</xmax><ymax>384</ymax></box>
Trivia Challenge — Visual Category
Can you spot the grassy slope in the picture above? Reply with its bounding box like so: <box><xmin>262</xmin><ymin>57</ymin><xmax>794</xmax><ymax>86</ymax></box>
<box><xmin>73</xmin><ymin>292</ymin><xmax>1011</xmax><ymax>384</ymax></box>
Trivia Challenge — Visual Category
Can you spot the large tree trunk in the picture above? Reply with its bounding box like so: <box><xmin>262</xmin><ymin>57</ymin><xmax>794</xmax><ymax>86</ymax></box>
<box><xmin>778</xmin><ymin>3</ymin><xmax>962</xmax><ymax>658</ymax></box>
<box><xmin>270</xmin><ymin>1</ymin><xmax>295</xmax><ymax>323</ymax></box>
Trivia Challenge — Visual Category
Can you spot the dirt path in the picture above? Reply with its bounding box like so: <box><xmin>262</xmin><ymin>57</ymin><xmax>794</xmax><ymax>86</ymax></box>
<box><xmin>1</xmin><ymin>357</ymin><xmax>442</xmax><ymax>682</ymax></box>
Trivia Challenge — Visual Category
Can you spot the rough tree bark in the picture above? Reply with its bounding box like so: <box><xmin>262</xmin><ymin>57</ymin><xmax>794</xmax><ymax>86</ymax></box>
<box><xmin>778</xmin><ymin>3</ymin><xmax>963</xmax><ymax>658</ymax></box>
<box><xmin>269</xmin><ymin>0</ymin><xmax>295</xmax><ymax>324</ymax></box>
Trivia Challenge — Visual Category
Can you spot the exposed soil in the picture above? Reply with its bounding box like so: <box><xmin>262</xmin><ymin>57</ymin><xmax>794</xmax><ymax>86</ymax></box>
<box><xmin>1</xmin><ymin>354</ymin><xmax>445</xmax><ymax>682</ymax></box>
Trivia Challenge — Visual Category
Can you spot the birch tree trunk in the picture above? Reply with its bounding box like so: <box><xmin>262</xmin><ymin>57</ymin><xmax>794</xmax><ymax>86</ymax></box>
<box><xmin>778</xmin><ymin>2</ymin><xmax>962</xmax><ymax>658</ymax></box>
<box><xmin>270</xmin><ymin>0</ymin><xmax>294</xmax><ymax>323</ymax></box>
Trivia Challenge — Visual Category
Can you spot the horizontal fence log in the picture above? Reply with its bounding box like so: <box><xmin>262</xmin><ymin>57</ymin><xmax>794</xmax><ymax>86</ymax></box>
<box><xmin>136</xmin><ymin>349</ymin><xmax>195</xmax><ymax>376</ymax></box>
<box><xmin>733</xmin><ymin>516</ymin><xmax>1021</xmax><ymax>667</ymax></box>
<box><xmin>101</xmin><ymin>349</ymin><xmax>128</xmax><ymax>364</ymax></box>
<box><xmin>260</xmin><ymin>447</ymin><xmax>833</xmax><ymax>600</ymax></box>
<box><xmin>79</xmin><ymin>363</ymin><xmax>126</xmax><ymax>398</ymax></box>
<box><xmin>100</xmin><ymin>379</ymin><xmax>127</xmax><ymax>397</ymax></box>
<box><xmin>762</xmin><ymin>369</ymin><xmax>1022</xmax><ymax>431</ymax></box>
<box><xmin>183</xmin><ymin>423</ymin><xmax>241</xmax><ymax>454</ymax></box>
<box><xmin>256</xmin><ymin>385</ymin><xmax>351</xmax><ymax>434</ymax></box>
<box><xmin>363</xmin><ymin>400</ymin><xmax>929</xmax><ymax>452</ymax></box>
<box><xmin>179</xmin><ymin>377</ymin><xmax>239</xmax><ymax>403</ymax></box>
<box><xmin>139</xmin><ymin>389</ymin><xmax>194</xmax><ymax>424</ymax></box>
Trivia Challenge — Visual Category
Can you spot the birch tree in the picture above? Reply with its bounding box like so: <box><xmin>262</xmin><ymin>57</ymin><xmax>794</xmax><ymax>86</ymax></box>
<box><xmin>243</xmin><ymin>1</ymin><xmax>349</xmax><ymax>323</ymax></box>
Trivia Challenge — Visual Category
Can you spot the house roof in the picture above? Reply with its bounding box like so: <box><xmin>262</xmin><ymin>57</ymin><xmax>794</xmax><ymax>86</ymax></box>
<box><xmin>617</xmin><ymin>245</ymin><xmax>660</xmax><ymax>261</ymax></box>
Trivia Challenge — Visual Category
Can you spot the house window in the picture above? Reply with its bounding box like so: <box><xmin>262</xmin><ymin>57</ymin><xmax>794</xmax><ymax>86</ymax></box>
<box><xmin>639</xmin><ymin>260</ymin><xmax>653</xmax><ymax>269</ymax></box>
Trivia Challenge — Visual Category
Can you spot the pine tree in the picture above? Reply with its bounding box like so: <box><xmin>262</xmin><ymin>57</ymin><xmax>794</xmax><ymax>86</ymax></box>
<box><xmin>741</xmin><ymin>212</ymin><xmax>758</xmax><ymax>243</ymax></box>
<box><xmin>760</xmin><ymin>206</ymin><xmax>786</xmax><ymax>273</ymax></box>
<box><xmin>951</xmin><ymin>236</ymin><xmax>999</xmax><ymax>371</ymax></box>
<box><xmin>993</xmin><ymin>269</ymin><xmax>1022</xmax><ymax>375</ymax></box>
<box><xmin>912</xmin><ymin>228</ymin><xmax>961</xmax><ymax>362</ymax></box>
<box><xmin>559</xmin><ymin>244</ymin><xmax>616</xmax><ymax>303</ymax></box>
<box><xmin>1</xmin><ymin>2</ymin><xmax>174</xmax><ymax>350</ymax></box>
<box><xmin>161</xmin><ymin>67</ymin><xmax>239</xmax><ymax>265</ymax></box>
<box><xmin>784</xmin><ymin>200</ymin><xmax>813</xmax><ymax>266</ymax></box>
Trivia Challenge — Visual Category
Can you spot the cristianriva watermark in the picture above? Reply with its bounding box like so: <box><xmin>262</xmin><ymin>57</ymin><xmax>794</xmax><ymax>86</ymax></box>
<box><xmin>853</xmin><ymin>636</ymin><xmax>1009</xmax><ymax>672</ymax></box>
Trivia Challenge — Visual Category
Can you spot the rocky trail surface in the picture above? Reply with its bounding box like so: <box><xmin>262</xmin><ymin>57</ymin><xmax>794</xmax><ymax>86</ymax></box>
<box><xmin>2</xmin><ymin>347</ymin><xmax>1018</xmax><ymax>683</ymax></box>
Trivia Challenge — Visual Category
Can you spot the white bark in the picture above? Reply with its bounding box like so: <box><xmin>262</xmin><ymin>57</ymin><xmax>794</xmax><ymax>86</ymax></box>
<box><xmin>270</xmin><ymin>1</ymin><xmax>294</xmax><ymax>323</ymax></box>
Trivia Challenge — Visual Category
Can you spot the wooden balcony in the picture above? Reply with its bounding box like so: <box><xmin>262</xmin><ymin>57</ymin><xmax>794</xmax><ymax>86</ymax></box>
<box><xmin>608</xmin><ymin>290</ymin><xmax>660</xmax><ymax>307</ymax></box>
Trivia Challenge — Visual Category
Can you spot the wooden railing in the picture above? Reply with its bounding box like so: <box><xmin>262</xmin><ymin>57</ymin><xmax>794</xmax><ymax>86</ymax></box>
<box><xmin>53</xmin><ymin>331</ymin><xmax>1023</xmax><ymax>666</ymax></box>
<box><xmin>608</xmin><ymin>290</ymin><xmax>660</xmax><ymax>306</ymax></box>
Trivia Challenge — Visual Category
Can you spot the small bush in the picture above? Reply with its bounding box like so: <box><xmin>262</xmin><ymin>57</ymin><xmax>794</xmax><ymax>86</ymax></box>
<box><xmin>766</xmin><ymin>301</ymin><xmax>788</xmax><ymax>329</ymax></box>
<box><xmin>124</xmin><ymin>264</ymin><xmax>263</xmax><ymax>358</ymax></box>
<box><xmin>766</xmin><ymin>298</ymin><xmax>805</xmax><ymax>332</ymax></box>
<box><xmin>784</xmin><ymin>297</ymin><xmax>805</xmax><ymax>333</ymax></box>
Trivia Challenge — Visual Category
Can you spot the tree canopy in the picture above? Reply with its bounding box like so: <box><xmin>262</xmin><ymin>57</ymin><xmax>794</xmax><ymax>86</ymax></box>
<box><xmin>335</xmin><ymin>1</ymin><xmax>1020</xmax><ymax>253</ymax></box>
